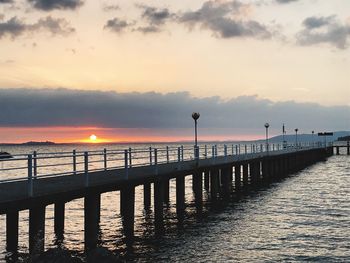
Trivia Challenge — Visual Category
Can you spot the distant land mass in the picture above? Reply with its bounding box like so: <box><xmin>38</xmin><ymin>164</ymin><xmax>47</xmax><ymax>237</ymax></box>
<box><xmin>337</xmin><ymin>136</ymin><xmax>350</xmax><ymax>141</ymax></box>
<box><xmin>21</xmin><ymin>141</ymin><xmax>56</xmax><ymax>146</ymax></box>
<box><xmin>268</xmin><ymin>131</ymin><xmax>350</xmax><ymax>143</ymax></box>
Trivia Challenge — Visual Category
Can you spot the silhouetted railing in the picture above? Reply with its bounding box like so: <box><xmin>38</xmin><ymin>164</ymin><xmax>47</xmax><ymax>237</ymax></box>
<box><xmin>0</xmin><ymin>142</ymin><xmax>330</xmax><ymax>189</ymax></box>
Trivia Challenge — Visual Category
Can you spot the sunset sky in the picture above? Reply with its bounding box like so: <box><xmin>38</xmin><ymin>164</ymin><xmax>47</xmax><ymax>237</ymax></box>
<box><xmin>0</xmin><ymin>0</ymin><xmax>350</xmax><ymax>143</ymax></box>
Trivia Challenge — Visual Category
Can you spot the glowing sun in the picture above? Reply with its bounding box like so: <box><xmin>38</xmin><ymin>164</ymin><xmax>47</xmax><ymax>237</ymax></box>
<box><xmin>89</xmin><ymin>134</ymin><xmax>97</xmax><ymax>142</ymax></box>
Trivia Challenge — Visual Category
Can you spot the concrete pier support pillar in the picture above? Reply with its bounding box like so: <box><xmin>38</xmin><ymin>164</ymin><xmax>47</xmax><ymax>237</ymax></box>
<box><xmin>154</xmin><ymin>180</ymin><xmax>165</xmax><ymax>233</ymax></box>
<box><xmin>163</xmin><ymin>179</ymin><xmax>170</xmax><ymax>205</ymax></box>
<box><xmin>210</xmin><ymin>168</ymin><xmax>219</xmax><ymax>200</ymax></box>
<box><xmin>193</xmin><ymin>171</ymin><xmax>203</xmax><ymax>210</ymax></box>
<box><xmin>29</xmin><ymin>205</ymin><xmax>46</xmax><ymax>255</ymax></box>
<box><xmin>249</xmin><ymin>162</ymin><xmax>258</xmax><ymax>187</ymax></box>
<box><xmin>176</xmin><ymin>175</ymin><xmax>185</xmax><ymax>222</ymax></box>
<box><xmin>234</xmin><ymin>164</ymin><xmax>241</xmax><ymax>191</ymax></box>
<box><xmin>84</xmin><ymin>193</ymin><xmax>100</xmax><ymax>251</ymax></box>
<box><xmin>269</xmin><ymin>160</ymin><xmax>275</xmax><ymax>180</ymax></box>
<box><xmin>121</xmin><ymin>186</ymin><xmax>135</xmax><ymax>240</ymax></box>
<box><xmin>6</xmin><ymin>211</ymin><xmax>19</xmax><ymax>254</ymax></box>
<box><xmin>54</xmin><ymin>202</ymin><xmax>65</xmax><ymax>238</ymax></box>
<box><xmin>242</xmin><ymin>164</ymin><xmax>249</xmax><ymax>188</ymax></box>
<box><xmin>176</xmin><ymin>175</ymin><xmax>185</xmax><ymax>221</ymax></box>
<box><xmin>262</xmin><ymin>160</ymin><xmax>269</xmax><ymax>182</ymax></box>
<box><xmin>143</xmin><ymin>183</ymin><xmax>151</xmax><ymax>209</ymax></box>
<box><xmin>204</xmin><ymin>170</ymin><xmax>210</xmax><ymax>191</ymax></box>
<box><xmin>221</xmin><ymin>166</ymin><xmax>231</xmax><ymax>198</ymax></box>
<box><xmin>336</xmin><ymin>146</ymin><xmax>340</xmax><ymax>155</ymax></box>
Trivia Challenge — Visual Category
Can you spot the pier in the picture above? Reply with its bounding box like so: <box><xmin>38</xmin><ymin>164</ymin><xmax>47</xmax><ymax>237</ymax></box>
<box><xmin>0</xmin><ymin>143</ymin><xmax>334</xmax><ymax>256</ymax></box>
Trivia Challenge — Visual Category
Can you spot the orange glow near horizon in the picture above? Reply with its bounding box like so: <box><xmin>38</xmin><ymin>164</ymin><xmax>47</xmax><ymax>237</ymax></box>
<box><xmin>0</xmin><ymin>126</ymin><xmax>266</xmax><ymax>144</ymax></box>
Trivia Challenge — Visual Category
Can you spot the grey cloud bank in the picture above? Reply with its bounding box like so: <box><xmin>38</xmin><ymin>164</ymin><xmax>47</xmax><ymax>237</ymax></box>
<box><xmin>0</xmin><ymin>16</ymin><xmax>75</xmax><ymax>39</ymax></box>
<box><xmin>28</xmin><ymin>0</ymin><xmax>83</xmax><ymax>11</ymax></box>
<box><xmin>297</xmin><ymin>15</ymin><xmax>350</xmax><ymax>49</ymax></box>
<box><xmin>0</xmin><ymin>88</ymin><xmax>349</xmax><ymax>131</ymax></box>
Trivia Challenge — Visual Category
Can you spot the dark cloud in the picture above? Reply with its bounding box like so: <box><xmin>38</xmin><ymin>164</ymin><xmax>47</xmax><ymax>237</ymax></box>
<box><xmin>0</xmin><ymin>0</ymin><xmax>13</xmax><ymax>4</ymax></box>
<box><xmin>28</xmin><ymin>0</ymin><xmax>83</xmax><ymax>11</ymax></box>
<box><xmin>0</xmin><ymin>16</ymin><xmax>75</xmax><ymax>39</ymax></box>
<box><xmin>276</xmin><ymin>0</ymin><xmax>298</xmax><ymax>4</ymax></box>
<box><xmin>104</xmin><ymin>18</ymin><xmax>131</xmax><ymax>33</ymax></box>
<box><xmin>135</xmin><ymin>25</ymin><xmax>160</xmax><ymax>34</ymax></box>
<box><xmin>133</xmin><ymin>4</ymin><xmax>175</xmax><ymax>34</ymax></box>
<box><xmin>0</xmin><ymin>88</ymin><xmax>349</xmax><ymax>131</ymax></box>
<box><xmin>178</xmin><ymin>0</ymin><xmax>272</xmax><ymax>39</ymax></box>
<box><xmin>303</xmin><ymin>16</ymin><xmax>335</xmax><ymax>29</ymax></box>
<box><xmin>297</xmin><ymin>15</ymin><xmax>350</xmax><ymax>49</ymax></box>
<box><xmin>138</xmin><ymin>5</ymin><xmax>173</xmax><ymax>26</ymax></box>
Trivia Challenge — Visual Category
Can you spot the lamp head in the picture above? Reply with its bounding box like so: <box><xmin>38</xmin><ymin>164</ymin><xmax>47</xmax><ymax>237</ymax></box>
<box><xmin>264</xmin><ymin>123</ymin><xmax>270</xmax><ymax>128</ymax></box>
<box><xmin>192</xmin><ymin>112</ymin><xmax>200</xmax><ymax>121</ymax></box>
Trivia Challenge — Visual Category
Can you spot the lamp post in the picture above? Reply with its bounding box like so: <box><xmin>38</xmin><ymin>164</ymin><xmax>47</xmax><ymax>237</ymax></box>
<box><xmin>295</xmin><ymin>128</ymin><xmax>299</xmax><ymax>148</ymax></box>
<box><xmin>192</xmin><ymin>112</ymin><xmax>200</xmax><ymax>158</ymax></box>
<box><xmin>282</xmin><ymin>123</ymin><xmax>286</xmax><ymax>149</ymax></box>
<box><xmin>264</xmin><ymin>123</ymin><xmax>270</xmax><ymax>152</ymax></box>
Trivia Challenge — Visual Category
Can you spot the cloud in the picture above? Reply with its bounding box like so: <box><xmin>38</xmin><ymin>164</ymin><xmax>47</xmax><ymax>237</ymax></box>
<box><xmin>276</xmin><ymin>0</ymin><xmax>298</xmax><ymax>4</ymax></box>
<box><xmin>133</xmin><ymin>4</ymin><xmax>175</xmax><ymax>34</ymax></box>
<box><xmin>138</xmin><ymin>4</ymin><xmax>173</xmax><ymax>26</ymax></box>
<box><xmin>178</xmin><ymin>0</ymin><xmax>272</xmax><ymax>39</ymax></box>
<box><xmin>28</xmin><ymin>0</ymin><xmax>83</xmax><ymax>11</ymax></box>
<box><xmin>0</xmin><ymin>88</ymin><xmax>349</xmax><ymax>132</ymax></box>
<box><xmin>102</xmin><ymin>4</ymin><xmax>119</xmax><ymax>12</ymax></box>
<box><xmin>0</xmin><ymin>16</ymin><xmax>75</xmax><ymax>39</ymax></box>
<box><xmin>297</xmin><ymin>15</ymin><xmax>350</xmax><ymax>49</ymax></box>
<box><xmin>104</xmin><ymin>18</ymin><xmax>131</xmax><ymax>33</ymax></box>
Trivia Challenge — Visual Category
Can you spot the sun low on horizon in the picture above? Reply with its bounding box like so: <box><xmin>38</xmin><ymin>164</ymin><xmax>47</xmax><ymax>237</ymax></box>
<box><xmin>90</xmin><ymin>134</ymin><xmax>97</xmax><ymax>142</ymax></box>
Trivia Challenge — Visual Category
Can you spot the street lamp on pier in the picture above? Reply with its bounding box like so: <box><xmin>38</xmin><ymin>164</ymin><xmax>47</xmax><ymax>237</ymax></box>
<box><xmin>192</xmin><ymin>112</ymin><xmax>200</xmax><ymax>158</ymax></box>
<box><xmin>264</xmin><ymin>123</ymin><xmax>270</xmax><ymax>152</ymax></box>
<box><xmin>295</xmin><ymin>128</ymin><xmax>299</xmax><ymax>148</ymax></box>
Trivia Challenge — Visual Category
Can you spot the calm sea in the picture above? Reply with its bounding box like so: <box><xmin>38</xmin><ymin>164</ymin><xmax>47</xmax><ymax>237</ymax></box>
<box><xmin>0</xmin><ymin>144</ymin><xmax>349</xmax><ymax>262</ymax></box>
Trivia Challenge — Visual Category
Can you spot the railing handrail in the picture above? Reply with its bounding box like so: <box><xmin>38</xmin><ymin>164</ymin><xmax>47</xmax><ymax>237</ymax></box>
<box><xmin>0</xmin><ymin>141</ymin><xmax>331</xmax><ymax>187</ymax></box>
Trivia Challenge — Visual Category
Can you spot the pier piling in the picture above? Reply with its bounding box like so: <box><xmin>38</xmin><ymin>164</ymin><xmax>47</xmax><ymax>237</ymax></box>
<box><xmin>121</xmin><ymin>186</ymin><xmax>135</xmax><ymax>240</ymax></box>
<box><xmin>54</xmin><ymin>202</ymin><xmax>65</xmax><ymax>238</ymax></box>
<box><xmin>84</xmin><ymin>193</ymin><xmax>100</xmax><ymax>251</ymax></box>
<box><xmin>29</xmin><ymin>205</ymin><xmax>46</xmax><ymax>255</ymax></box>
<box><xmin>6</xmin><ymin>211</ymin><xmax>19</xmax><ymax>254</ymax></box>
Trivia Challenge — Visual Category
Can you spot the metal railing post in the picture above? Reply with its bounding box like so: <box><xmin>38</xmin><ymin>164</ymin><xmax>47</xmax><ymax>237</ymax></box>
<box><xmin>244</xmin><ymin>145</ymin><xmax>247</xmax><ymax>155</ymax></box>
<box><xmin>149</xmin><ymin>147</ymin><xmax>152</xmax><ymax>165</ymax></box>
<box><xmin>181</xmin><ymin>145</ymin><xmax>184</xmax><ymax>161</ymax></box>
<box><xmin>154</xmin><ymin>149</ymin><xmax>158</xmax><ymax>173</ymax></box>
<box><xmin>28</xmin><ymin>154</ymin><xmax>33</xmax><ymax>197</ymax></box>
<box><xmin>224</xmin><ymin>144</ymin><xmax>227</xmax><ymax>157</ymax></box>
<box><xmin>124</xmin><ymin>149</ymin><xmax>128</xmax><ymax>179</ymax></box>
<box><xmin>177</xmin><ymin>147</ymin><xmax>181</xmax><ymax>162</ymax></box>
<box><xmin>232</xmin><ymin>144</ymin><xmax>234</xmax><ymax>155</ymax></box>
<box><xmin>215</xmin><ymin>145</ymin><xmax>218</xmax><ymax>157</ymax></box>
<box><xmin>236</xmin><ymin>145</ymin><xmax>238</xmax><ymax>155</ymax></box>
<box><xmin>238</xmin><ymin>144</ymin><xmax>241</xmax><ymax>155</ymax></box>
<box><xmin>166</xmin><ymin>146</ymin><xmax>169</xmax><ymax>163</ymax></box>
<box><xmin>212</xmin><ymin>146</ymin><xmax>215</xmax><ymax>158</ymax></box>
<box><xmin>103</xmin><ymin>148</ymin><xmax>107</xmax><ymax>171</ymax></box>
<box><xmin>205</xmin><ymin>145</ymin><xmax>208</xmax><ymax>158</ymax></box>
<box><xmin>73</xmin><ymin>150</ymin><xmax>77</xmax><ymax>175</ymax></box>
<box><xmin>84</xmin><ymin>152</ymin><xmax>89</xmax><ymax>187</ymax></box>
<box><xmin>33</xmin><ymin>151</ymin><xmax>37</xmax><ymax>179</ymax></box>
<box><xmin>128</xmin><ymin>147</ymin><xmax>132</xmax><ymax>168</ymax></box>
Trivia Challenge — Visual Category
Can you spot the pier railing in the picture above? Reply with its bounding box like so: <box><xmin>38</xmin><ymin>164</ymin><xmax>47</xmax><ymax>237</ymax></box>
<box><xmin>0</xmin><ymin>142</ymin><xmax>330</xmax><ymax>185</ymax></box>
